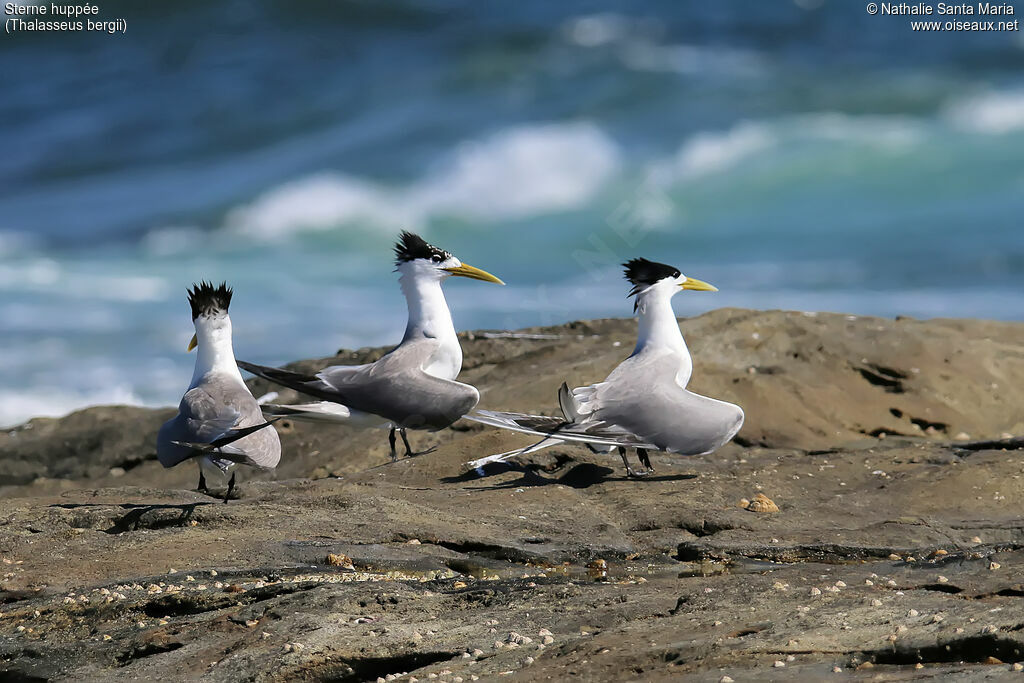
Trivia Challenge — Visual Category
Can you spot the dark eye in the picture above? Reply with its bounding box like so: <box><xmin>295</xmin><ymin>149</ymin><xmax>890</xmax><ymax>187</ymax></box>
<box><xmin>431</xmin><ymin>254</ymin><xmax>443</xmax><ymax>263</ymax></box>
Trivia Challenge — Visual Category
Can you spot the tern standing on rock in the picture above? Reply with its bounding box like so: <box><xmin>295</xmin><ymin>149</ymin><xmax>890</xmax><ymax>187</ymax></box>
<box><xmin>466</xmin><ymin>258</ymin><xmax>744</xmax><ymax>477</ymax></box>
<box><xmin>157</xmin><ymin>282</ymin><xmax>281</xmax><ymax>501</ymax></box>
<box><xmin>238</xmin><ymin>231</ymin><xmax>505</xmax><ymax>461</ymax></box>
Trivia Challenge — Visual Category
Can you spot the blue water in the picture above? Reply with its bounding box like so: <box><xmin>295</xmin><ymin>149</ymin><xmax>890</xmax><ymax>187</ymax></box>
<box><xmin>1</xmin><ymin>1</ymin><xmax>1023</xmax><ymax>426</ymax></box>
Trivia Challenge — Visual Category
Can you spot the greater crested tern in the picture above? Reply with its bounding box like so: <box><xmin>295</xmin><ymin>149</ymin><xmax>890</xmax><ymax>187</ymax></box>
<box><xmin>466</xmin><ymin>258</ymin><xmax>744</xmax><ymax>477</ymax></box>
<box><xmin>157</xmin><ymin>282</ymin><xmax>281</xmax><ymax>501</ymax></box>
<box><xmin>237</xmin><ymin>231</ymin><xmax>504</xmax><ymax>461</ymax></box>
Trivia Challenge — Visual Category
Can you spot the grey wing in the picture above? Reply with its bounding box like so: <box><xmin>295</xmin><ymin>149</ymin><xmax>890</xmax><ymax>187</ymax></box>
<box><xmin>589</xmin><ymin>354</ymin><xmax>744</xmax><ymax>455</ymax></box>
<box><xmin>157</xmin><ymin>379</ymin><xmax>281</xmax><ymax>469</ymax></box>
<box><xmin>316</xmin><ymin>339</ymin><xmax>479</xmax><ymax>430</ymax></box>
<box><xmin>157</xmin><ymin>386</ymin><xmax>240</xmax><ymax>468</ymax></box>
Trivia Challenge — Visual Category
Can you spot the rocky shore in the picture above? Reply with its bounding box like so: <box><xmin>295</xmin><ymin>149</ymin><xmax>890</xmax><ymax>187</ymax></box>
<box><xmin>2</xmin><ymin>309</ymin><xmax>1023</xmax><ymax>681</ymax></box>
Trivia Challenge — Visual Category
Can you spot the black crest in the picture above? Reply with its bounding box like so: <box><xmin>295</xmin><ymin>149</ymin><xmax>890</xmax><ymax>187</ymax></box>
<box><xmin>187</xmin><ymin>281</ymin><xmax>233</xmax><ymax>319</ymax></box>
<box><xmin>393</xmin><ymin>230</ymin><xmax>451</xmax><ymax>266</ymax></box>
<box><xmin>623</xmin><ymin>258</ymin><xmax>680</xmax><ymax>294</ymax></box>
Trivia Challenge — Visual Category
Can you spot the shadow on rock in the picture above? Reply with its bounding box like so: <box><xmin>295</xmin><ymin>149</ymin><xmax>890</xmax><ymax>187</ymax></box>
<box><xmin>443</xmin><ymin>462</ymin><xmax>698</xmax><ymax>489</ymax></box>
<box><xmin>50</xmin><ymin>502</ymin><xmax>212</xmax><ymax>534</ymax></box>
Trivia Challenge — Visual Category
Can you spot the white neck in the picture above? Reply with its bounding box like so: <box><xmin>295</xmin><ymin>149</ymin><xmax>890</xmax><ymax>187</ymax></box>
<box><xmin>398</xmin><ymin>271</ymin><xmax>462</xmax><ymax>378</ymax></box>
<box><xmin>631</xmin><ymin>288</ymin><xmax>692</xmax><ymax>386</ymax></box>
<box><xmin>189</xmin><ymin>315</ymin><xmax>246</xmax><ymax>389</ymax></box>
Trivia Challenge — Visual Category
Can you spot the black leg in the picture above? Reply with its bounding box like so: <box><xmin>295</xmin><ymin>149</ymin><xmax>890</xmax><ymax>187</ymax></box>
<box><xmin>388</xmin><ymin>427</ymin><xmax>398</xmax><ymax>462</ymax></box>
<box><xmin>618</xmin><ymin>446</ymin><xmax>637</xmax><ymax>478</ymax></box>
<box><xmin>400</xmin><ymin>428</ymin><xmax>438</xmax><ymax>457</ymax></box>
<box><xmin>197</xmin><ymin>469</ymin><xmax>208</xmax><ymax>494</ymax></box>
<box><xmin>223</xmin><ymin>472</ymin><xmax>236</xmax><ymax>504</ymax></box>
<box><xmin>637</xmin><ymin>448</ymin><xmax>654</xmax><ymax>473</ymax></box>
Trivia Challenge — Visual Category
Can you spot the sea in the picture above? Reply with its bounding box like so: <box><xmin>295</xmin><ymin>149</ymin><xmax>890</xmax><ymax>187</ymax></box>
<box><xmin>1</xmin><ymin>0</ymin><xmax>1023</xmax><ymax>427</ymax></box>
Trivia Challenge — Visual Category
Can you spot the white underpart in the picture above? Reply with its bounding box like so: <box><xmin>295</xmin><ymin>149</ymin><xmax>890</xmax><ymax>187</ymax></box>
<box><xmin>190</xmin><ymin>313</ymin><xmax>247</xmax><ymax>390</ymax></box>
<box><xmin>629</xmin><ymin>275</ymin><xmax>692</xmax><ymax>387</ymax></box>
<box><xmin>397</xmin><ymin>257</ymin><xmax>464</xmax><ymax>380</ymax></box>
<box><xmin>189</xmin><ymin>311</ymin><xmax>247</xmax><ymax>474</ymax></box>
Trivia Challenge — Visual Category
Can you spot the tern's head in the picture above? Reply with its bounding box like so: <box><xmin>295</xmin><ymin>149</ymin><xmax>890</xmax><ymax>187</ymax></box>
<box><xmin>623</xmin><ymin>258</ymin><xmax>716</xmax><ymax>312</ymax></box>
<box><xmin>393</xmin><ymin>231</ymin><xmax>504</xmax><ymax>286</ymax></box>
<box><xmin>186</xmin><ymin>281</ymin><xmax>233</xmax><ymax>351</ymax></box>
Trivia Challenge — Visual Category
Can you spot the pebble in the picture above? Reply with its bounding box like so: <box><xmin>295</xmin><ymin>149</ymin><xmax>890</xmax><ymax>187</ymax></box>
<box><xmin>1012</xmin><ymin>663</ymin><xmax>1023</xmax><ymax>671</ymax></box>
<box><xmin>871</xmin><ymin>599</ymin><xmax>883</xmax><ymax>607</ymax></box>
<box><xmin>773</xmin><ymin>660</ymin><xmax>785</xmax><ymax>668</ymax></box>
<box><xmin>524</xmin><ymin>656</ymin><xmax>534</xmax><ymax>665</ymax></box>
<box><xmin>864</xmin><ymin>579</ymin><xmax>873</xmax><ymax>586</ymax></box>
<box><xmin>930</xmin><ymin>614</ymin><xmax>944</xmax><ymax>624</ymax></box>
<box><xmin>888</xmin><ymin>554</ymin><xmax>901</xmax><ymax>561</ymax></box>
<box><xmin>810</xmin><ymin>587</ymin><xmax>821</xmax><ymax>596</ymax></box>
<box><xmin>983</xmin><ymin>625</ymin><xmax>998</xmax><ymax>634</ymax></box>
<box><xmin>834</xmin><ymin>581</ymin><xmax>846</xmax><ymax>588</ymax></box>
<box><xmin>937</xmin><ymin>576</ymin><xmax>948</xmax><ymax>584</ymax></box>
<box><xmin>472</xmin><ymin>649</ymin><xmax>484</xmax><ymax>657</ymax></box>
<box><xmin>538</xmin><ymin>628</ymin><xmax>552</xmax><ymax>636</ymax></box>
<box><xmin>907</xmin><ymin>609</ymin><xmax>919</xmax><ymax>617</ymax></box>
<box><xmin>746</xmin><ymin>493</ymin><xmax>779</xmax><ymax>513</ymax></box>
<box><xmin>990</xmin><ymin>561</ymin><xmax>1001</xmax><ymax>571</ymax></box>
<box><xmin>720</xmin><ymin>677</ymin><xmax>734</xmax><ymax>683</ymax></box>
<box><xmin>970</xmin><ymin>536</ymin><xmax>982</xmax><ymax>543</ymax></box>
<box><xmin>785</xmin><ymin>655</ymin><xmax>795</xmax><ymax>662</ymax></box>
<box><xmin>832</xmin><ymin>666</ymin><xmax>842</xmax><ymax>673</ymax></box>
<box><xmin>326</xmin><ymin>553</ymin><xmax>354</xmax><ymax>569</ymax></box>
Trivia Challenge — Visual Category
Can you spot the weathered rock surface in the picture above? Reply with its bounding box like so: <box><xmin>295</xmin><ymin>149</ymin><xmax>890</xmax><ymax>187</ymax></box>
<box><xmin>1</xmin><ymin>309</ymin><xmax>1023</xmax><ymax>681</ymax></box>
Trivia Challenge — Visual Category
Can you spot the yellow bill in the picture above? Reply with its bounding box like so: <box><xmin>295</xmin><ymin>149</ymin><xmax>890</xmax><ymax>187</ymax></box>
<box><xmin>187</xmin><ymin>333</ymin><xmax>198</xmax><ymax>352</ymax></box>
<box><xmin>443</xmin><ymin>262</ymin><xmax>505</xmax><ymax>285</ymax></box>
<box><xmin>680</xmin><ymin>276</ymin><xmax>718</xmax><ymax>292</ymax></box>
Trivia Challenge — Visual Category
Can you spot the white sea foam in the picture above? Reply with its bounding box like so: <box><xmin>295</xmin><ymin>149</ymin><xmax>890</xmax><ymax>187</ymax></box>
<box><xmin>561</xmin><ymin>12</ymin><xmax>762</xmax><ymax>78</ymax></box>
<box><xmin>141</xmin><ymin>225</ymin><xmax>206</xmax><ymax>256</ymax></box>
<box><xmin>0</xmin><ymin>231</ymin><xmax>37</xmax><ymax>257</ymax></box>
<box><xmin>562</xmin><ymin>13</ymin><xmax>638</xmax><ymax>48</ymax></box>
<box><xmin>225</xmin><ymin>122</ymin><xmax>620</xmax><ymax>240</ymax></box>
<box><xmin>653</xmin><ymin>112</ymin><xmax>928</xmax><ymax>185</ymax></box>
<box><xmin>0</xmin><ymin>385</ymin><xmax>144</xmax><ymax>429</ymax></box>
<box><xmin>225</xmin><ymin>174</ymin><xmax>412</xmax><ymax>240</ymax></box>
<box><xmin>671</xmin><ymin>122</ymin><xmax>775</xmax><ymax>179</ymax></box>
<box><xmin>619</xmin><ymin>42</ymin><xmax>763</xmax><ymax>78</ymax></box>
<box><xmin>788</xmin><ymin>112</ymin><xmax>926</xmax><ymax>148</ymax></box>
<box><xmin>945</xmin><ymin>90</ymin><xmax>1024</xmax><ymax>134</ymax></box>
<box><xmin>411</xmin><ymin>122</ymin><xmax>620</xmax><ymax>221</ymax></box>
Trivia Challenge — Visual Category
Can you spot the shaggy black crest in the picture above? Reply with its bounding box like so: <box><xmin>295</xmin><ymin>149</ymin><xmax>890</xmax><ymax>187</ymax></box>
<box><xmin>393</xmin><ymin>230</ymin><xmax>451</xmax><ymax>266</ymax></box>
<box><xmin>623</xmin><ymin>258</ymin><xmax>680</xmax><ymax>293</ymax></box>
<box><xmin>188</xmin><ymin>281</ymin><xmax>233</xmax><ymax>319</ymax></box>
<box><xmin>623</xmin><ymin>258</ymin><xmax>681</xmax><ymax>312</ymax></box>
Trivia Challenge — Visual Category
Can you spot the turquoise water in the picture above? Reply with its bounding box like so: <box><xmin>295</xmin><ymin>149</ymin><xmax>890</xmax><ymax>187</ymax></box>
<box><xmin>1</xmin><ymin>1</ymin><xmax>1023</xmax><ymax>426</ymax></box>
